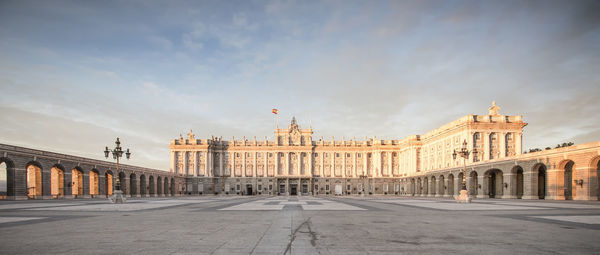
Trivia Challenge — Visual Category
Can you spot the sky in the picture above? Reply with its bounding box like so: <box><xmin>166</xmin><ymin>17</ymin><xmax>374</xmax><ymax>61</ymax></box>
<box><xmin>0</xmin><ymin>0</ymin><xmax>599</xmax><ymax>171</ymax></box>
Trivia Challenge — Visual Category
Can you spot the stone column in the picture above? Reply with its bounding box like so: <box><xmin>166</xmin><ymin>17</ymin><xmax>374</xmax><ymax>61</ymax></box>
<box><xmin>342</xmin><ymin>152</ymin><xmax>346</xmax><ymax>178</ymax></box>
<box><xmin>353</xmin><ymin>153</ymin><xmax>357</xmax><ymax>177</ymax></box>
<box><xmin>363</xmin><ymin>153</ymin><xmax>368</xmax><ymax>176</ymax></box>
<box><xmin>388</xmin><ymin>152</ymin><xmax>393</xmax><ymax>177</ymax></box>
<box><xmin>499</xmin><ymin>132</ymin><xmax>506</xmax><ymax>158</ymax></box>
<box><xmin>321</xmin><ymin>152</ymin><xmax>325</xmax><ymax>177</ymax></box>
<box><xmin>286</xmin><ymin>152</ymin><xmax>290</xmax><ymax>176</ymax></box>
<box><xmin>254</xmin><ymin>151</ymin><xmax>258</xmax><ymax>177</ymax></box>
<box><xmin>547</xmin><ymin>168</ymin><xmax>564</xmax><ymax>200</ymax></box>
<box><xmin>206</xmin><ymin>151</ymin><xmax>211</xmax><ymax>177</ymax></box>
<box><xmin>502</xmin><ymin>173</ymin><xmax>517</xmax><ymax>199</ymax></box>
<box><xmin>331</xmin><ymin>153</ymin><xmax>335</xmax><ymax>177</ymax></box>
<box><xmin>193</xmin><ymin>151</ymin><xmax>198</xmax><ymax>177</ymax></box>
<box><xmin>242</xmin><ymin>152</ymin><xmax>246</xmax><ymax>177</ymax></box>
<box><xmin>275</xmin><ymin>152</ymin><xmax>280</xmax><ymax>176</ymax></box>
<box><xmin>219</xmin><ymin>152</ymin><xmax>224</xmax><ymax>177</ymax></box>
<box><xmin>183</xmin><ymin>151</ymin><xmax>188</xmax><ymax>175</ymax></box>
<box><xmin>308</xmin><ymin>152</ymin><xmax>313</xmax><ymax>177</ymax></box>
<box><xmin>515</xmin><ymin>133</ymin><xmax>523</xmax><ymax>155</ymax></box>
<box><xmin>483</xmin><ymin>132</ymin><xmax>490</xmax><ymax>161</ymax></box>
<box><xmin>297</xmin><ymin>152</ymin><xmax>301</xmax><ymax>176</ymax></box>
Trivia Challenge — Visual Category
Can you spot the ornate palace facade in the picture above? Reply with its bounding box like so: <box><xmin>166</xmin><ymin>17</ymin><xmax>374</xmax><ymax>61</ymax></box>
<box><xmin>170</xmin><ymin>102</ymin><xmax>528</xmax><ymax>196</ymax></box>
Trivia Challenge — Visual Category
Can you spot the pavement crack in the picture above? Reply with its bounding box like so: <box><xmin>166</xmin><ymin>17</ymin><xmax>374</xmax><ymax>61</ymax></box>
<box><xmin>284</xmin><ymin>216</ymin><xmax>316</xmax><ymax>255</ymax></box>
<box><xmin>249</xmin><ymin>218</ymin><xmax>276</xmax><ymax>255</ymax></box>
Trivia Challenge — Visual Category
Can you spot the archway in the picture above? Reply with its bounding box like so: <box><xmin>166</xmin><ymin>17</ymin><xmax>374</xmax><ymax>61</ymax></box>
<box><xmin>469</xmin><ymin>171</ymin><xmax>478</xmax><ymax>196</ymax></box>
<box><xmin>51</xmin><ymin>165</ymin><xmax>65</xmax><ymax>199</ymax></box>
<box><xmin>27</xmin><ymin>162</ymin><xmax>43</xmax><ymax>199</ymax></box>
<box><xmin>513</xmin><ymin>166</ymin><xmax>524</xmax><ymax>199</ymax></box>
<box><xmin>140</xmin><ymin>175</ymin><xmax>146</xmax><ymax>197</ymax></box>
<box><xmin>0</xmin><ymin>162</ymin><xmax>6</xmax><ymax>200</ymax></box>
<box><xmin>149</xmin><ymin>176</ymin><xmax>155</xmax><ymax>196</ymax></box>
<box><xmin>118</xmin><ymin>172</ymin><xmax>126</xmax><ymax>194</ymax></box>
<box><xmin>157</xmin><ymin>176</ymin><xmax>162</xmax><ymax>196</ymax></box>
<box><xmin>129</xmin><ymin>173</ymin><xmax>137</xmax><ymax>197</ymax></box>
<box><xmin>423</xmin><ymin>177</ymin><xmax>428</xmax><ymax>195</ymax></box>
<box><xmin>105</xmin><ymin>171</ymin><xmax>113</xmax><ymax>197</ymax></box>
<box><xmin>458</xmin><ymin>172</ymin><xmax>464</xmax><ymax>191</ymax></box>
<box><xmin>596</xmin><ymin>158</ymin><xmax>600</xmax><ymax>200</ymax></box>
<box><xmin>534</xmin><ymin>164</ymin><xmax>547</xmax><ymax>199</ymax></box>
<box><xmin>431</xmin><ymin>176</ymin><xmax>437</xmax><ymax>196</ymax></box>
<box><xmin>410</xmin><ymin>179</ymin><xmax>415</xmax><ymax>195</ymax></box>
<box><xmin>484</xmin><ymin>169</ymin><xmax>503</xmax><ymax>198</ymax></box>
<box><xmin>439</xmin><ymin>175</ymin><xmax>445</xmax><ymax>196</ymax></box>
<box><xmin>416</xmin><ymin>178</ymin><xmax>422</xmax><ymax>195</ymax></box>
<box><xmin>89</xmin><ymin>169</ymin><xmax>99</xmax><ymax>198</ymax></box>
<box><xmin>71</xmin><ymin>168</ymin><xmax>84</xmax><ymax>198</ymax></box>
<box><xmin>171</xmin><ymin>178</ymin><xmax>176</xmax><ymax>196</ymax></box>
<box><xmin>448</xmin><ymin>174</ymin><xmax>454</xmax><ymax>196</ymax></box>
<box><xmin>164</xmin><ymin>178</ymin><xmax>169</xmax><ymax>196</ymax></box>
<box><xmin>564</xmin><ymin>160</ymin><xmax>574</xmax><ymax>200</ymax></box>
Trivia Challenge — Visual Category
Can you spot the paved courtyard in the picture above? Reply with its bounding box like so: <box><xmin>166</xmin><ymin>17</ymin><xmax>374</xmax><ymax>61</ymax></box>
<box><xmin>1</xmin><ymin>196</ymin><xmax>599</xmax><ymax>254</ymax></box>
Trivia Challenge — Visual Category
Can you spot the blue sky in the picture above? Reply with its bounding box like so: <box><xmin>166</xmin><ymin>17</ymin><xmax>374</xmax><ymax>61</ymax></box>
<box><xmin>1</xmin><ymin>0</ymin><xmax>599</xmax><ymax>170</ymax></box>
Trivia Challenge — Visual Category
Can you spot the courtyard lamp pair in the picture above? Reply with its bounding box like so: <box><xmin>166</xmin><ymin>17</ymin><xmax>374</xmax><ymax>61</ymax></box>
<box><xmin>452</xmin><ymin>140</ymin><xmax>477</xmax><ymax>202</ymax></box>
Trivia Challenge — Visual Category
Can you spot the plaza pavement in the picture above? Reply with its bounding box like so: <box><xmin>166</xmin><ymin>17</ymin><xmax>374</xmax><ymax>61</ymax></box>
<box><xmin>0</xmin><ymin>195</ymin><xmax>599</xmax><ymax>254</ymax></box>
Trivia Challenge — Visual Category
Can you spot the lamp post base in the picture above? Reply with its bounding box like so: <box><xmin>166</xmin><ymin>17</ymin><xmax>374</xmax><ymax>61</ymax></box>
<box><xmin>109</xmin><ymin>190</ymin><xmax>126</xmax><ymax>204</ymax></box>
<box><xmin>454</xmin><ymin>189</ymin><xmax>471</xmax><ymax>203</ymax></box>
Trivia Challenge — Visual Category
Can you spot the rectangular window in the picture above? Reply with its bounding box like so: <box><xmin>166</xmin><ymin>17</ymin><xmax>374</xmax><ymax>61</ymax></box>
<box><xmin>346</xmin><ymin>153</ymin><xmax>351</xmax><ymax>157</ymax></box>
<box><xmin>258</xmin><ymin>185</ymin><xmax>262</xmax><ymax>191</ymax></box>
<box><xmin>326</xmin><ymin>185</ymin><xmax>330</xmax><ymax>191</ymax></box>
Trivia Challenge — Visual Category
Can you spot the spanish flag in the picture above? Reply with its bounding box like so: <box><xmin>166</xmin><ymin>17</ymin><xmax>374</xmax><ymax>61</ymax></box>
<box><xmin>272</xmin><ymin>108</ymin><xmax>278</xmax><ymax>114</ymax></box>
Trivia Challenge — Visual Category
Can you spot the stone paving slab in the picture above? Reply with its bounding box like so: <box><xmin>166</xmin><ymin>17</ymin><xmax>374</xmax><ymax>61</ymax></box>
<box><xmin>531</xmin><ymin>215</ymin><xmax>600</xmax><ymax>224</ymax></box>
<box><xmin>0</xmin><ymin>216</ymin><xmax>46</xmax><ymax>224</ymax></box>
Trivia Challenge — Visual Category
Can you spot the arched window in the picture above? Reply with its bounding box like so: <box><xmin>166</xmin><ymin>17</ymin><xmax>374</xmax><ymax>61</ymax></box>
<box><xmin>0</xmin><ymin>162</ymin><xmax>6</xmax><ymax>199</ymax></box>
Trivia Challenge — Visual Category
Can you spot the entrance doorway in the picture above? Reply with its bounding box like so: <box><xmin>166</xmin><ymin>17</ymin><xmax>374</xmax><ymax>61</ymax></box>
<box><xmin>290</xmin><ymin>184</ymin><xmax>297</xmax><ymax>195</ymax></box>
<box><xmin>279</xmin><ymin>184</ymin><xmax>286</xmax><ymax>195</ymax></box>
<box><xmin>246</xmin><ymin>184</ymin><xmax>253</xmax><ymax>195</ymax></box>
<box><xmin>302</xmin><ymin>184</ymin><xmax>308</xmax><ymax>194</ymax></box>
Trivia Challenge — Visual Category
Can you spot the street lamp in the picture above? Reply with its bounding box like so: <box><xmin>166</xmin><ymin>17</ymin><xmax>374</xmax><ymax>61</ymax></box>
<box><xmin>104</xmin><ymin>137</ymin><xmax>131</xmax><ymax>203</ymax></box>
<box><xmin>452</xmin><ymin>139</ymin><xmax>477</xmax><ymax>203</ymax></box>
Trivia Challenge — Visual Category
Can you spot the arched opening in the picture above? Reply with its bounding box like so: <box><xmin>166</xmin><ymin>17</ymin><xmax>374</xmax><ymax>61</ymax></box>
<box><xmin>410</xmin><ymin>179</ymin><xmax>415</xmax><ymax>195</ymax></box>
<box><xmin>0</xmin><ymin>162</ymin><xmax>7</xmax><ymax>200</ymax></box>
<box><xmin>423</xmin><ymin>177</ymin><xmax>428</xmax><ymax>195</ymax></box>
<box><xmin>458</xmin><ymin>172</ymin><xmax>464</xmax><ymax>191</ymax></box>
<box><xmin>149</xmin><ymin>176</ymin><xmax>155</xmax><ymax>196</ymax></box>
<box><xmin>129</xmin><ymin>173</ymin><xmax>137</xmax><ymax>197</ymax></box>
<box><xmin>50</xmin><ymin>165</ymin><xmax>65</xmax><ymax>199</ymax></box>
<box><xmin>164</xmin><ymin>178</ymin><xmax>169</xmax><ymax>196</ymax></box>
<box><xmin>171</xmin><ymin>178</ymin><xmax>176</xmax><ymax>196</ymax></box>
<box><xmin>596</xmin><ymin>158</ymin><xmax>600</xmax><ymax>201</ymax></box>
<box><xmin>514</xmin><ymin>166</ymin><xmax>524</xmax><ymax>199</ymax></box>
<box><xmin>469</xmin><ymin>171</ymin><xmax>478</xmax><ymax>196</ymax></box>
<box><xmin>140</xmin><ymin>175</ymin><xmax>146</xmax><ymax>197</ymax></box>
<box><xmin>448</xmin><ymin>174</ymin><xmax>454</xmax><ymax>196</ymax></box>
<box><xmin>534</xmin><ymin>164</ymin><xmax>547</xmax><ymax>199</ymax></box>
<box><xmin>485</xmin><ymin>169</ymin><xmax>503</xmax><ymax>198</ymax></box>
<box><xmin>439</xmin><ymin>175</ymin><xmax>445</xmax><ymax>196</ymax></box>
<box><xmin>157</xmin><ymin>177</ymin><xmax>162</xmax><ymax>196</ymax></box>
<box><xmin>416</xmin><ymin>178</ymin><xmax>422</xmax><ymax>195</ymax></box>
<box><xmin>431</xmin><ymin>176</ymin><xmax>436</xmax><ymax>195</ymax></box>
<box><xmin>71</xmin><ymin>168</ymin><xmax>84</xmax><ymax>198</ymax></box>
<box><xmin>118</xmin><ymin>172</ymin><xmax>126</xmax><ymax>194</ymax></box>
<box><xmin>564</xmin><ymin>160</ymin><xmax>574</xmax><ymax>200</ymax></box>
<box><xmin>105</xmin><ymin>171</ymin><xmax>113</xmax><ymax>197</ymax></box>
<box><xmin>27</xmin><ymin>163</ymin><xmax>43</xmax><ymax>199</ymax></box>
<box><xmin>89</xmin><ymin>169</ymin><xmax>99</xmax><ymax>198</ymax></box>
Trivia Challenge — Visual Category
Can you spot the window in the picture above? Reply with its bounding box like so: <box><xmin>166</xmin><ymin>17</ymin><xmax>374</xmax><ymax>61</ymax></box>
<box><xmin>336</xmin><ymin>153</ymin><xmax>340</xmax><ymax>157</ymax></box>
<box><xmin>269</xmin><ymin>153</ymin><xmax>272</xmax><ymax>157</ymax></box>
<box><xmin>314</xmin><ymin>153</ymin><xmax>318</xmax><ymax>157</ymax></box>
<box><xmin>346</xmin><ymin>153</ymin><xmax>351</xmax><ymax>157</ymax></box>
<box><xmin>325</xmin><ymin>185</ymin><xmax>330</xmax><ymax>191</ymax></box>
<box><xmin>258</xmin><ymin>185</ymin><xmax>262</xmax><ymax>191</ymax></box>
<box><xmin>315</xmin><ymin>184</ymin><xmax>318</xmax><ymax>190</ymax></box>
<box><xmin>358</xmin><ymin>154</ymin><xmax>362</xmax><ymax>158</ymax></box>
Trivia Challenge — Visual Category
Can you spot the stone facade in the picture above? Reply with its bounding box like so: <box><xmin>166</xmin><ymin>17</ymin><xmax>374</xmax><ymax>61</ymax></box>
<box><xmin>166</xmin><ymin>102</ymin><xmax>600</xmax><ymax>200</ymax></box>
<box><xmin>0</xmin><ymin>144</ymin><xmax>184</xmax><ymax>200</ymax></box>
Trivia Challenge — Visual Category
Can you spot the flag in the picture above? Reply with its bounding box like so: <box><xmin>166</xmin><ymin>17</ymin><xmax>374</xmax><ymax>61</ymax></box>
<box><xmin>272</xmin><ymin>108</ymin><xmax>278</xmax><ymax>114</ymax></box>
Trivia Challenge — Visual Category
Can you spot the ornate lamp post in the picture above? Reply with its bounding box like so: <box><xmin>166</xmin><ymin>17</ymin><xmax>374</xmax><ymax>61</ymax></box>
<box><xmin>452</xmin><ymin>140</ymin><xmax>477</xmax><ymax>203</ymax></box>
<box><xmin>104</xmin><ymin>137</ymin><xmax>131</xmax><ymax>203</ymax></box>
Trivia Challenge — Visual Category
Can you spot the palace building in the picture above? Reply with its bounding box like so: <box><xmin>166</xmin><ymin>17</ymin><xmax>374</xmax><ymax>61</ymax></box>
<box><xmin>169</xmin><ymin>102</ymin><xmax>530</xmax><ymax>197</ymax></box>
